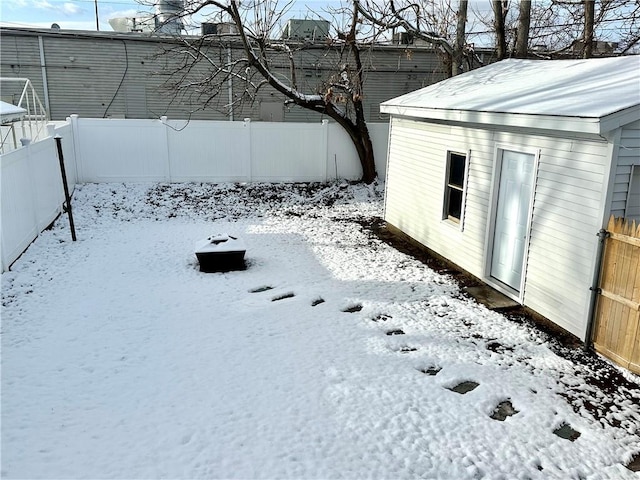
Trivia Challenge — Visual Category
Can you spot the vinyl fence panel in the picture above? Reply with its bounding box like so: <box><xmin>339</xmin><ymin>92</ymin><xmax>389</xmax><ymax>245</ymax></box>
<box><xmin>166</xmin><ymin>119</ymin><xmax>250</xmax><ymax>182</ymax></box>
<box><xmin>74</xmin><ymin>118</ymin><xmax>170</xmax><ymax>182</ymax></box>
<box><xmin>1</xmin><ymin>135</ymin><xmax>65</xmax><ymax>271</ymax></box>
<box><xmin>249</xmin><ymin>121</ymin><xmax>327</xmax><ymax>182</ymax></box>
<box><xmin>73</xmin><ymin>117</ymin><xmax>389</xmax><ymax>184</ymax></box>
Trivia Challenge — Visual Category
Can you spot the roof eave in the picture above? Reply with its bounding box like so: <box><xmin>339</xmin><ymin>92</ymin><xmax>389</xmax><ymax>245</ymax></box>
<box><xmin>599</xmin><ymin>105</ymin><xmax>640</xmax><ymax>135</ymax></box>
<box><xmin>380</xmin><ymin>104</ymin><xmax>603</xmax><ymax>135</ymax></box>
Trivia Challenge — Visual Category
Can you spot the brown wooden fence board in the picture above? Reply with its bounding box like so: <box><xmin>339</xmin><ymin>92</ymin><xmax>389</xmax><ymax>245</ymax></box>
<box><xmin>593</xmin><ymin>216</ymin><xmax>640</xmax><ymax>374</ymax></box>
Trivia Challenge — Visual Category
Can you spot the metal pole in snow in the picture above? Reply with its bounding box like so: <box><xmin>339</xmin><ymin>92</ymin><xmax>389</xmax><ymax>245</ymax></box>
<box><xmin>55</xmin><ymin>135</ymin><xmax>77</xmax><ymax>241</ymax></box>
<box><xmin>584</xmin><ymin>228</ymin><xmax>608</xmax><ymax>351</ymax></box>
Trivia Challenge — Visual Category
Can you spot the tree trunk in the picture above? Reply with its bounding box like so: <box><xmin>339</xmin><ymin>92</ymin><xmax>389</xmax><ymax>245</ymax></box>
<box><xmin>231</xmin><ymin>8</ymin><xmax>376</xmax><ymax>183</ymax></box>
<box><xmin>343</xmin><ymin>116</ymin><xmax>376</xmax><ymax>184</ymax></box>
<box><xmin>343</xmin><ymin>19</ymin><xmax>377</xmax><ymax>184</ymax></box>
<box><xmin>583</xmin><ymin>0</ymin><xmax>595</xmax><ymax>58</ymax></box>
<box><xmin>492</xmin><ymin>0</ymin><xmax>508</xmax><ymax>60</ymax></box>
<box><xmin>515</xmin><ymin>0</ymin><xmax>531</xmax><ymax>58</ymax></box>
<box><xmin>453</xmin><ymin>0</ymin><xmax>469</xmax><ymax>76</ymax></box>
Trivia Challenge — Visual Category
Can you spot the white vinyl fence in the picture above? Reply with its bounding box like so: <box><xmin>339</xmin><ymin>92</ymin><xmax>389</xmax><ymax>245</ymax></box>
<box><xmin>72</xmin><ymin>117</ymin><xmax>389</xmax><ymax>183</ymax></box>
<box><xmin>1</xmin><ymin>122</ymin><xmax>77</xmax><ymax>271</ymax></box>
<box><xmin>1</xmin><ymin>116</ymin><xmax>389</xmax><ymax>271</ymax></box>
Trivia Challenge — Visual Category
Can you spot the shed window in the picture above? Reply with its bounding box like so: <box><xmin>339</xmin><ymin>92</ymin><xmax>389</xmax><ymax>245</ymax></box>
<box><xmin>443</xmin><ymin>152</ymin><xmax>468</xmax><ymax>224</ymax></box>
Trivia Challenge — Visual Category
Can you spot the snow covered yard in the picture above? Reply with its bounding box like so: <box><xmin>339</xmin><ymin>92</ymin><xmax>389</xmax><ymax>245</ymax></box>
<box><xmin>2</xmin><ymin>182</ymin><xmax>639</xmax><ymax>479</ymax></box>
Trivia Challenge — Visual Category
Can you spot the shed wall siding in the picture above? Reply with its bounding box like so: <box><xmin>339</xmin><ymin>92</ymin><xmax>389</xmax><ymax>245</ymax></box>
<box><xmin>611</xmin><ymin>120</ymin><xmax>640</xmax><ymax>219</ymax></box>
<box><xmin>627</xmin><ymin>167</ymin><xmax>640</xmax><ymax>221</ymax></box>
<box><xmin>384</xmin><ymin>117</ymin><xmax>611</xmax><ymax>339</ymax></box>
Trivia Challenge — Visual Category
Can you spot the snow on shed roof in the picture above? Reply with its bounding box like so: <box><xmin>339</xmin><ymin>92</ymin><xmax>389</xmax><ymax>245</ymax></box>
<box><xmin>0</xmin><ymin>101</ymin><xmax>27</xmax><ymax>125</ymax></box>
<box><xmin>381</xmin><ymin>56</ymin><xmax>640</xmax><ymax>133</ymax></box>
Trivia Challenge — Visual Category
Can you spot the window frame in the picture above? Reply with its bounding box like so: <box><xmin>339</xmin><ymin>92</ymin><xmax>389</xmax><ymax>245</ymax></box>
<box><xmin>442</xmin><ymin>150</ymin><xmax>470</xmax><ymax>230</ymax></box>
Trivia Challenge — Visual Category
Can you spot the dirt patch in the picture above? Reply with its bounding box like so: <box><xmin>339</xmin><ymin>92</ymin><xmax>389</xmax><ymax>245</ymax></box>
<box><xmin>490</xmin><ymin>400</ymin><xmax>519</xmax><ymax>421</ymax></box>
<box><xmin>626</xmin><ymin>452</ymin><xmax>640</xmax><ymax>472</ymax></box>
<box><xmin>486</xmin><ymin>341</ymin><xmax>514</xmax><ymax>354</ymax></box>
<box><xmin>553</xmin><ymin>423</ymin><xmax>581</xmax><ymax>442</ymax></box>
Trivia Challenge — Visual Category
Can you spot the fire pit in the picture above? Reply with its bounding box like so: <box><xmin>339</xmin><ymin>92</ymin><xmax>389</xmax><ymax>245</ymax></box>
<box><xmin>195</xmin><ymin>234</ymin><xmax>246</xmax><ymax>272</ymax></box>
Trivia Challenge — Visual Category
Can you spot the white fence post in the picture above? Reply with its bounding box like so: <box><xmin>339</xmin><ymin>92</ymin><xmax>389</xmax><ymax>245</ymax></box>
<box><xmin>160</xmin><ymin>116</ymin><xmax>172</xmax><ymax>182</ymax></box>
<box><xmin>322</xmin><ymin>119</ymin><xmax>330</xmax><ymax>182</ymax></box>
<box><xmin>69</xmin><ymin>115</ymin><xmax>83</xmax><ymax>182</ymax></box>
<box><xmin>244</xmin><ymin>118</ymin><xmax>252</xmax><ymax>182</ymax></box>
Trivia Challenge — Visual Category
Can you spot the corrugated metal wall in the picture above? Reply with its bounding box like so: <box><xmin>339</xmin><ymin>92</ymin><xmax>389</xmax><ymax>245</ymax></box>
<box><xmin>0</xmin><ymin>28</ymin><xmax>448</xmax><ymax>122</ymax></box>
<box><xmin>0</xmin><ymin>35</ymin><xmax>45</xmax><ymax>106</ymax></box>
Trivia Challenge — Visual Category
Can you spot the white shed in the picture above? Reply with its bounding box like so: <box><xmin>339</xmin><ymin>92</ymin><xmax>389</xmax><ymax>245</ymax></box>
<box><xmin>381</xmin><ymin>56</ymin><xmax>640</xmax><ymax>341</ymax></box>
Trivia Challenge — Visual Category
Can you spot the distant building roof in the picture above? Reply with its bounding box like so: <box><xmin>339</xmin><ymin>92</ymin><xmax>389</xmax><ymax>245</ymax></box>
<box><xmin>381</xmin><ymin>56</ymin><xmax>640</xmax><ymax>134</ymax></box>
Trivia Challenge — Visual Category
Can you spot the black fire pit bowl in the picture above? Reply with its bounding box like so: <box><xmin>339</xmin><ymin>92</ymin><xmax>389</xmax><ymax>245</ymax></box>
<box><xmin>195</xmin><ymin>234</ymin><xmax>246</xmax><ymax>272</ymax></box>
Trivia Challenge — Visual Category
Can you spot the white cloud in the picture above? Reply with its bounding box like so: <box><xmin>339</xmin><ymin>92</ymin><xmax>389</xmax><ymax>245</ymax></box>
<box><xmin>106</xmin><ymin>9</ymin><xmax>144</xmax><ymax>20</ymax></box>
<box><xmin>31</xmin><ymin>0</ymin><xmax>84</xmax><ymax>16</ymax></box>
<box><xmin>62</xmin><ymin>2</ymin><xmax>82</xmax><ymax>15</ymax></box>
<box><xmin>33</xmin><ymin>0</ymin><xmax>55</xmax><ymax>10</ymax></box>
<box><xmin>5</xmin><ymin>0</ymin><xmax>30</xmax><ymax>9</ymax></box>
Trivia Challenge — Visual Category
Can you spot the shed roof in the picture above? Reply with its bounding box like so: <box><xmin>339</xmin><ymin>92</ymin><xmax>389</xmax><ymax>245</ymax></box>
<box><xmin>381</xmin><ymin>56</ymin><xmax>640</xmax><ymax>135</ymax></box>
<box><xmin>0</xmin><ymin>101</ymin><xmax>27</xmax><ymax>125</ymax></box>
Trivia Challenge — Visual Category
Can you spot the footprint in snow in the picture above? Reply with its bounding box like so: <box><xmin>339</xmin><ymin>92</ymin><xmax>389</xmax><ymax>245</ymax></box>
<box><xmin>311</xmin><ymin>298</ymin><xmax>325</xmax><ymax>307</ymax></box>
<box><xmin>389</xmin><ymin>344</ymin><xmax>418</xmax><ymax>354</ymax></box>
<box><xmin>490</xmin><ymin>400</ymin><xmax>519</xmax><ymax>421</ymax></box>
<box><xmin>386</xmin><ymin>329</ymin><xmax>405</xmax><ymax>336</ymax></box>
<box><xmin>417</xmin><ymin>366</ymin><xmax>441</xmax><ymax>376</ymax></box>
<box><xmin>271</xmin><ymin>292</ymin><xmax>295</xmax><ymax>302</ymax></box>
<box><xmin>341</xmin><ymin>304</ymin><xmax>362</xmax><ymax>313</ymax></box>
<box><xmin>249</xmin><ymin>285</ymin><xmax>273</xmax><ymax>293</ymax></box>
<box><xmin>447</xmin><ymin>381</ymin><xmax>479</xmax><ymax>394</ymax></box>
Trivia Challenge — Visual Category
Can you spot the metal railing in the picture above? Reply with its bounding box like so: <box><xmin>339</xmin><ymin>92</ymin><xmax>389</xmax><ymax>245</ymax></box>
<box><xmin>0</xmin><ymin>78</ymin><xmax>49</xmax><ymax>154</ymax></box>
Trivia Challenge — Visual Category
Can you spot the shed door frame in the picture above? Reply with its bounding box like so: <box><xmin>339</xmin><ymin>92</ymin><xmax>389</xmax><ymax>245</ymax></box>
<box><xmin>484</xmin><ymin>145</ymin><xmax>540</xmax><ymax>302</ymax></box>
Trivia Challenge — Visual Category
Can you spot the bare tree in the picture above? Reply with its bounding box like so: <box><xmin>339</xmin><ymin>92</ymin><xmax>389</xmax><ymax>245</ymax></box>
<box><xmin>491</xmin><ymin>0</ymin><xmax>509</xmax><ymax>59</ymax></box>
<box><xmin>472</xmin><ymin>0</ymin><xmax>639</xmax><ymax>58</ymax></box>
<box><xmin>355</xmin><ymin>0</ymin><xmax>475</xmax><ymax>77</ymax></box>
<box><xmin>155</xmin><ymin>0</ymin><xmax>377</xmax><ymax>183</ymax></box>
<box><xmin>453</xmin><ymin>0</ymin><xmax>469</xmax><ymax>75</ymax></box>
<box><xmin>514</xmin><ymin>0</ymin><xmax>532</xmax><ymax>57</ymax></box>
<box><xmin>583</xmin><ymin>0</ymin><xmax>595</xmax><ymax>57</ymax></box>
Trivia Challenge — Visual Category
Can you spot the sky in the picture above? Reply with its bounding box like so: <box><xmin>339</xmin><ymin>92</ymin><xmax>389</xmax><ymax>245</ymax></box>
<box><xmin>0</xmin><ymin>0</ymin><xmax>345</xmax><ymax>32</ymax></box>
<box><xmin>2</xmin><ymin>181</ymin><xmax>639</xmax><ymax>478</ymax></box>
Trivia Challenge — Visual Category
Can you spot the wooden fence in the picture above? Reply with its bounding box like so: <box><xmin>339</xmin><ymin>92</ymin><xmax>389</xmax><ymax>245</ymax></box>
<box><xmin>593</xmin><ymin>216</ymin><xmax>640</xmax><ymax>374</ymax></box>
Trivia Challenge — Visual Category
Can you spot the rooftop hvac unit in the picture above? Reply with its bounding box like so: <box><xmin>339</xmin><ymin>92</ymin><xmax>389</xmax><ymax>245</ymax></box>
<box><xmin>393</xmin><ymin>32</ymin><xmax>414</xmax><ymax>45</ymax></box>
<box><xmin>201</xmin><ymin>22</ymin><xmax>238</xmax><ymax>36</ymax></box>
<box><xmin>282</xmin><ymin>19</ymin><xmax>330</xmax><ymax>41</ymax></box>
<box><xmin>216</xmin><ymin>23</ymin><xmax>238</xmax><ymax>35</ymax></box>
<box><xmin>201</xmin><ymin>23</ymin><xmax>217</xmax><ymax>35</ymax></box>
